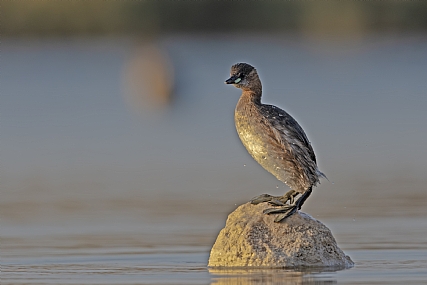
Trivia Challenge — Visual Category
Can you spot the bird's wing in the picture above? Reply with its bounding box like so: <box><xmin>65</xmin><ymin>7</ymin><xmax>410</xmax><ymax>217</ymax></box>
<box><xmin>258</xmin><ymin>104</ymin><xmax>317</xmax><ymax>164</ymax></box>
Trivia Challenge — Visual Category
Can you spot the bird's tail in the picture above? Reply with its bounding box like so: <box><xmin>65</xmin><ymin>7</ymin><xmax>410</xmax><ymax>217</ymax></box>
<box><xmin>316</xmin><ymin>169</ymin><xmax>329</xmax><ymax>182</ymax></box>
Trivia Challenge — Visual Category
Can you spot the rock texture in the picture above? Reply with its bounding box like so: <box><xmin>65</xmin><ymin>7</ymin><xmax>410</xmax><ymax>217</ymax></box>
<box><xmin>208</xmin><ymin>202</ymin><xmax>354</xmax><ymax>268</ymax></box>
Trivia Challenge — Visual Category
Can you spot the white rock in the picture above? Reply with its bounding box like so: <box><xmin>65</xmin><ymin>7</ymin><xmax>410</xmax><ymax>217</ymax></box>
<box><xmin>208</xmin><ymin>202</ymin><xmax>354</xmax><ymax>268</ymax></box>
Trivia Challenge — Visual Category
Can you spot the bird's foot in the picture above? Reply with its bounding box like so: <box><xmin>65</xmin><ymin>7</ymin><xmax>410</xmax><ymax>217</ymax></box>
<box><xmin>250</xmin><ymin>190</ymin><xmax>300</xmax><ymax>222</ymax></box>
<box><xmin>263</xmin><ymin>204</ymin><xmax>298</xmax><ymax>223</ymax></box>
<box><xmin>263</xmin><ymin>188</ymin><xmax>313</xmax><ymax>223</ymax></box>
<box><xmin>250</xmin><ymin>194</ymin><xmax>278</xmax><ymax>204</ymax></box>
<box><xmin>250</xmin><ymin>190</ymin><xmax>299</xmax><ymax>205</ymax></box>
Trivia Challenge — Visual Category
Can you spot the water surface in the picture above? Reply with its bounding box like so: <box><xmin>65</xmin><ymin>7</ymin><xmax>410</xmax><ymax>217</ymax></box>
<box><xmin>2</xmin><ymin>35</ymin><xmax>427</xmax><ymax>284</ymax></box>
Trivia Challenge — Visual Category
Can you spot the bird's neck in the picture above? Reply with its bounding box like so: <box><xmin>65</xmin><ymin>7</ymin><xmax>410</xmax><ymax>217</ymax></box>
<box><xmin>241</xmin><ymin>88</ymin><xmax>262</xmax><ymax>105</ymax></box>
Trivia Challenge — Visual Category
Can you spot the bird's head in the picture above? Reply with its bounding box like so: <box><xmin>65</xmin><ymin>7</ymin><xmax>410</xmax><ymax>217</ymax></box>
<box><xmin>225</xmin><ymin>63</ymin><xmax>261</xmax><ymax>92</ymax></box>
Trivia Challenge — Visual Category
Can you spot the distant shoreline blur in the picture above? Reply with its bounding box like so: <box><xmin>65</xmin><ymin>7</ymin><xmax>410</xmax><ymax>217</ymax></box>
<box><xmin>3</xmin><ymin>1</ymin><xmax>427</xmax><ymax>37</ymax></box>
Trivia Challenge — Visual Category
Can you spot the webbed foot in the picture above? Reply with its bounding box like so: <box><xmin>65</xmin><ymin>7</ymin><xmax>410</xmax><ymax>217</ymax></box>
<box><xmin>263</xmin><ymin>188</ymin><xmax>313</xmax><ymax>223</ymax></box>
<box><xmin>250</xmin><ymin>194</ymin><xmax>277</xmax><ymax>204</ymax></box>
<box><xmin>263</xmin><ymin>204</ymin><xmax>298</xmax><ymax>222</ymax></box>
<box><xmin>250</xmin><ymin>190</ymin><xmax>299</xmax><ymax>205</ymax></box>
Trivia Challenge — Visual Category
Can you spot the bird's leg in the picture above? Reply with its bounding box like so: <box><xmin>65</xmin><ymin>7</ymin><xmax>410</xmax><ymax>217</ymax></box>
<box><xmin>296</xmin><ymin>188</ymin><xmax>311</xmax><ymax>210</ymax></box>
<box><xmin>250</xmin><ymin>189</ymin><xmax>299</xmax><ymax>206</ymax></box>
<box><xmin>263</xmin><ymin>188</ymin><xmax>313</xmax><ymax>223</ymax></box>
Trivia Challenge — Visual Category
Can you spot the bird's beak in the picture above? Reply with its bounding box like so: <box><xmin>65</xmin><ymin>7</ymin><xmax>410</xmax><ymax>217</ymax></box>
<box><xmin>225</xmin><ymin>75</ymin><xmax>239</xmax><ymax>84</ymax></box>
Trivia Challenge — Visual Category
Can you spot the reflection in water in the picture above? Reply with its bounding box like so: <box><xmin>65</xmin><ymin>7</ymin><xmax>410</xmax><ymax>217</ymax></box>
<box><xmin>210</xmin><ymin>267</ymin><xmax>340</xmax><ymax>284</ymax></box>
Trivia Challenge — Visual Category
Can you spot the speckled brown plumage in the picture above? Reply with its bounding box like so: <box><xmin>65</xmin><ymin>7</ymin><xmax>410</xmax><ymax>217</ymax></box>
<box><xmin>226</xmin><ymin>63</ymin><xmax>326</xmax><ymax>222</ymax></box>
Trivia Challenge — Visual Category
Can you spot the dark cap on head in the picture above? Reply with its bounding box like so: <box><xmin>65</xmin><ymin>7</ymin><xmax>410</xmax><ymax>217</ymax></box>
<box><xmin>225</xmin><ymin>63</ymin><xmax>255</xmax><ymax>84</ymax></box>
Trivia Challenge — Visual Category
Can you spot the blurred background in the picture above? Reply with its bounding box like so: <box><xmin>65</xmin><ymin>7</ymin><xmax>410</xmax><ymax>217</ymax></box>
<box><xmin>2</xmin><ymin>0</ymin><xmax>427</xmax><ymax>272</ymax></box>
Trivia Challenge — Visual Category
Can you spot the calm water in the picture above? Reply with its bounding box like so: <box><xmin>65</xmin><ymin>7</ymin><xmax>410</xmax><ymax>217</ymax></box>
<box><xmin>2</xmin><ymin>35</ymin><xmax>427</xmax><ymax>284</ymax></box>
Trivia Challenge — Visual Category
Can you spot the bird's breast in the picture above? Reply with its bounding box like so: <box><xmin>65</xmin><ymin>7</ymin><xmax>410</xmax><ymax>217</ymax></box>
<box><xmin>235</xmin><ymin>107</ymin><xmax>266</xmax><ymax>154</ymax></box>
<box><xmin>233</xmin><ymin>96</ymin><xmax>321</xmax><ymax>192</ymax></box>
<box><xmin>234</xmin><ymin>106</ymin><xmax>288</xmax><ymax>174</ymax></box>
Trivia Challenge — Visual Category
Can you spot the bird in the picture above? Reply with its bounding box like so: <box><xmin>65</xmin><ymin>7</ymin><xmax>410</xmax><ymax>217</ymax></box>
<box><xmin>225</xmin><ymin>63</ymin><xmax>326</xmax><ymax>222</ymax></box>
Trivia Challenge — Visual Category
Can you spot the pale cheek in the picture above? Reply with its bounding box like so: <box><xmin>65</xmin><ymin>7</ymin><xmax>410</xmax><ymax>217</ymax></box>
<box><xmin>239</xmin><ymin>79</ymin><xmax>249</xmax><ymax>87</ymax></box>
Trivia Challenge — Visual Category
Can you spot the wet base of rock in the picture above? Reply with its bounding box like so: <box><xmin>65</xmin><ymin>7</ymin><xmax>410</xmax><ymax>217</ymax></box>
<box><xmin>208</xmin><ymin>202</ymin><xmax>354</xmax><ymax>268</ymax></box>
